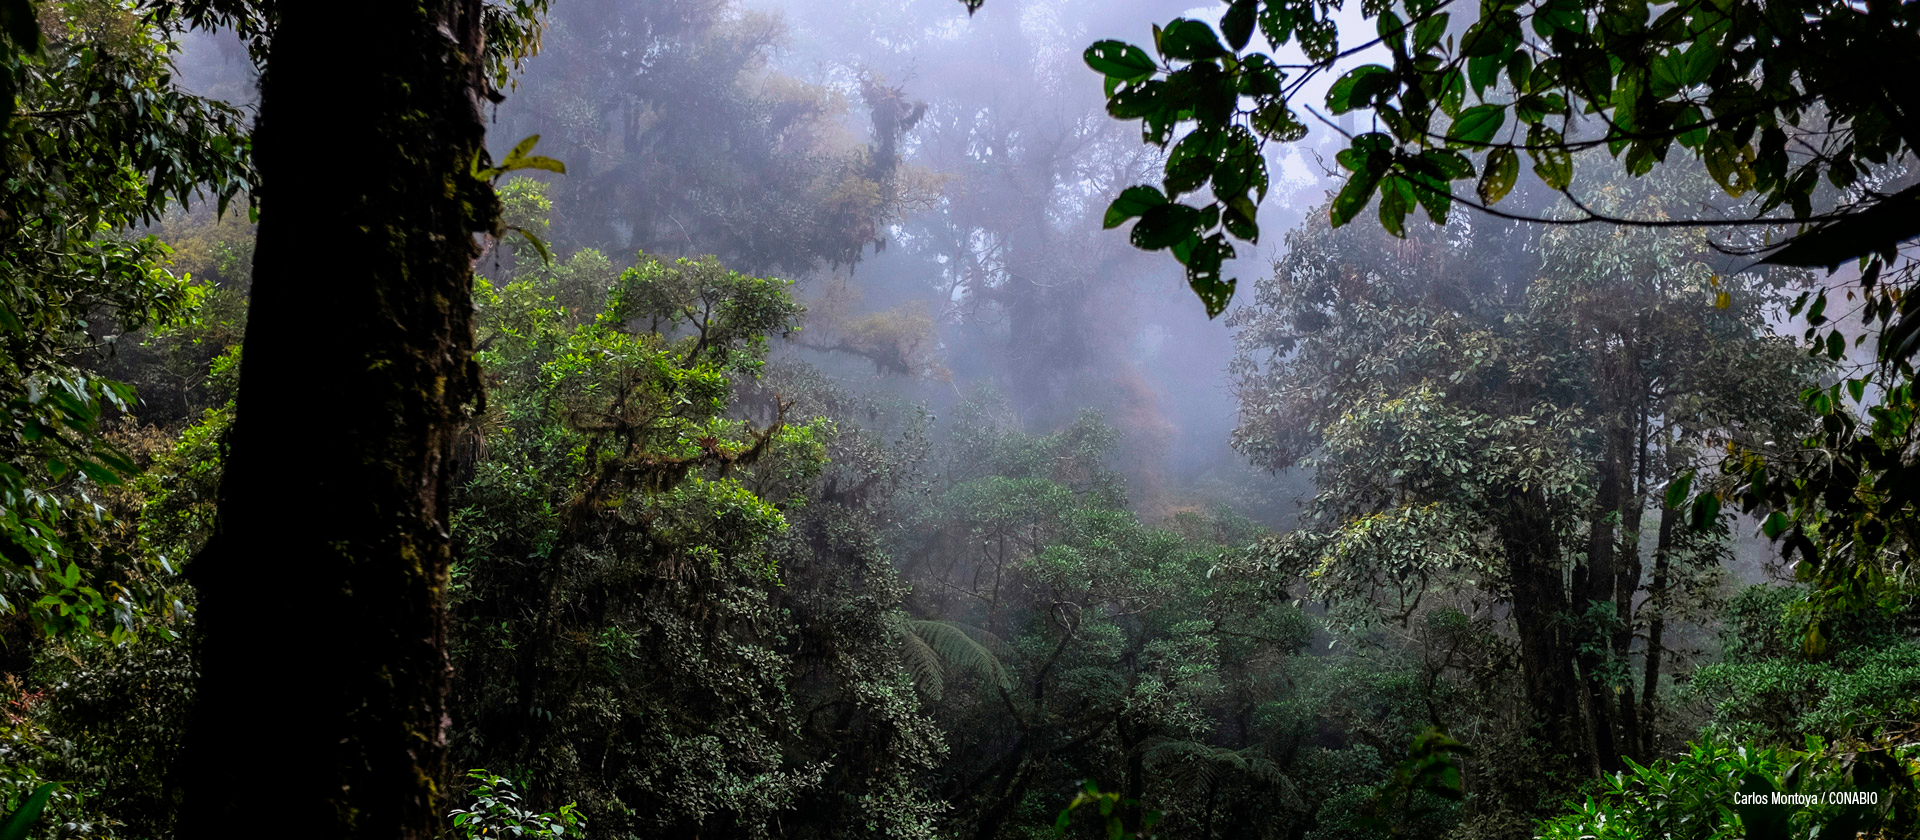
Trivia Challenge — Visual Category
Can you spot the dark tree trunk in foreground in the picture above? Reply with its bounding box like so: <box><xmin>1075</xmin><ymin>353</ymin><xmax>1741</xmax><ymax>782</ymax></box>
<box><xmin>180</xmin><ymin>2</ymin><xmax>495</xmax><ymax>837</ymax></box>
<box><xmin>1501</xmin><ymin>490</ymin><xmax>1588</xmax><ymax>775</ymax></box>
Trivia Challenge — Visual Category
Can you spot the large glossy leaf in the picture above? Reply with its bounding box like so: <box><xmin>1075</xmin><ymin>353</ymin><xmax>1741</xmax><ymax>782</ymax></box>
<box><xmin>1448</xmin><ymin>105</ymin><xmax>1505</xmax><ymax>146</ymax></box>
<box><xmin>1130</xmin><ymin>202</ymin><xmax>1203</xmax><ymax>250</ymax></box>
<box><xmin>1085</xmin><ymin>40</ymin><xmax>1156</xmax><ymax>82</ymax></box>
<box><xmin>0</xmin><ymin>783</ymin><xmax>57</xmax><ymax>840</ymax></box>
<box><xmin>1104</xmin><ymin>185</ymin><xmax>1168</xmax><ymax>229</ymax></box>
<box><xmin>1158</xmin><ymin>18</ymin><xmax>1228</xmax><ymax>61</ymax></box>
<box><xmin>1326</xmin><ymin>64</ymin><xmax>1393</xmax><ymax>114</ymax></box>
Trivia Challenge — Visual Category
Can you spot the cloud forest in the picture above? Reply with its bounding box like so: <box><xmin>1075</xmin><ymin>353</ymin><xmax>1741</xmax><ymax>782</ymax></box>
<box><xmin>0</xmin><ymin>0</ymin><xmax>1916</xmax><ymax>838</ymax></box>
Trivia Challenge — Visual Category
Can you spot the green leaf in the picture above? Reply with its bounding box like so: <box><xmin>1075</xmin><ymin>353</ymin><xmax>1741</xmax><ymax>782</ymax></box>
<box><xmin>1435</xmin><ymin>68</ymin><xmax>1466</xmax><ymax>117</ymax></box>
<box><xmin>1181</xmin><ymin>234</ymin><xmax>1236</xmax><ymax>317</ymax></box>
<box><xmin>1448</xmin><ymin>104</ymin><xmax>1505</xmax><ymax>146</ymax></box>
<box><xmin>1413</xmin><ymin>13</ymin><xmax>1449</xmax><ymax>54</ymax></box>
<box><xmin>1104</xmin><ymin>185</ymin><xmax>1168</xmax><ymax>229</ymax></box>
<box><xmin>0</xmin><ymin>782</ymin><xmax>58</xmax><ymax>840</ymax></box>
<box><xmin>77</xmin><ymin>460</ymin><xmax>121</xmax><ymax>486</ymax></box>
<box><xmin>1689</xmin><ymin>491</ymin><xmax>1721</xmax><ymax>529</ymax></box>
<box><xmin>1326</xmin><ymin>65</ymin><xmax>1393</xmax><ymax>114</ymax></box>
<box><xmin>1252</xmin><ymin>102</ymin><xmax>1307</xmax><ymax>141</ymax></box>
<box><xmin>504</xmin><ymin>225</ymin><xmax>554</xmax><ymax>265</ymax></box>
<box><xmin>1417</xmin><ymin>149</ymin><xmax>1475</xmax><ymax>180</ymax></box>
<box><xmin>1106</xmin><ymin>80</ymin><xmax>1164</xmax><ymax>120</ymax></box>
<box><xmin>1678</xmin><ymin>40</ymin><xmax>1716</xmax><ymax>86</ymax></box>
<box><xmin>1762</xmin><ymin>511</ymin><xmax>1790</xmax><ymax>539</ymax></box>
<box><xmin>510</xmin><ymin>156</ymin><xmax>566</xmax><ymax>174</ymax></box>
<box><xmin>1159</xmin><ymin>19</ymin><xmax>1228</xmax><ymax>61</ymax></box>
<box><xmin>1664</xmin><ymin>471</ymin><xmax>1694</xmax><ymax>510</ymax></box>
<box><xmin>1477</xmin><ymin>147</ymin><xmax>1518</xmax><ymax>204</ymax></box>
<box><xmin>1378</xmin><ymin>176</ymin><xmax>1414</xmax><ymax>237</ymax></box>
<box><xmin>1703</xmin><ymin>133</ymin><xmax>1755</xmax><ymax>196</ymax></box>
<box><xmin>1467</xmin><ymin>53</ymin><xmax>1501</xmax><ymax>93</ymax></box>
<box><xmin>1220</xmin><ymin>0</ymin><xmax>1257</xmax><ymax>52</ymax></box>
<box><xmin>1085</xmin><ymin>40</ymin><xmax>1157</xmax><ymax>81</ymax></box>
<box><xmin>1527</xmin><ymin>125</ymin><xmax>1572</xmax><ymax>189</ymax></box>
<box><xmin>1408</xmin><ymin>173</ymin><xmax>1451</xmax><ymax>224</ymax></box>
<box><xmin>1377</xmin><ymin>11</ymin><xmax>1407</xmax><ymax>54</ymax></box>
<box><xmin>1164</xmin><ymin>128</ymin><xmax>1223</xmax><ymax>197</ymax></box>
<box><xmin>1331</xmin><ymin>170</ymin><xmax>1383</xmax><ymax>228</ymax></box>
<box><xmin>507</xmin><ymin>134</ymin><xmax>540</xmax><ymax>162</ymax></box>
<box><xmin>1130</xmin><ymin>202</ymin><xmax>1203</xmax><ymax>250</ymax></box>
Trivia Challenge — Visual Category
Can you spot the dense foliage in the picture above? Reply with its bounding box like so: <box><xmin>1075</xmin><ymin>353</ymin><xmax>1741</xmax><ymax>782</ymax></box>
<box><xmin>1</xmin><ymin>0</ymin><xmax>1916</xmax><ymax>839</ymax></box>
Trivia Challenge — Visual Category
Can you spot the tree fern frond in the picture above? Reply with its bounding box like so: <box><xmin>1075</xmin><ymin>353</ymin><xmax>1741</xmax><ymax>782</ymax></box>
<box><xmin>895</xmin><ymin>617</ymin><xmax>945</xmax><ymax>701</ymax></box>
<box><xmin>1142</xmin><ymin>739</ymin><xmax>1295</xmax><ymax>801</ymax></box>
<box><xmin>897</xmin><ymin>617</ymin><xmax>1013</xmax><ymax>694</ymax></box>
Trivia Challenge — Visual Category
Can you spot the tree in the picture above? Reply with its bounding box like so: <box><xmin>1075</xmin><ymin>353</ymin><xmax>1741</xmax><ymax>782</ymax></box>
<box><xmin>1228</xmin><ymin>173</ymin><xmax>1816</xmax><ymax>783</ymax></box>
<box><xmin>899</xmin><ymin>395</ymin><xmax>1313</xmax><ymax>839</ymax></box>
<box><xmin>1063</xmin><ymin>0</ymin><xmax>1917</xmax><ymax>665</ymax></box>
<box><xmin>0</xmin><ymin>0</ymin><xmax>250</xmax><ymax>647</ymax></box>
<box><xmin>487</xmin><ymin>0</ymin><xmax>931</xmax><ymax>275</ymax></box>
<box><xmin>175</xmin><ymin>1</ymin><xmax>503</xmax><ymax>835</ymax></box>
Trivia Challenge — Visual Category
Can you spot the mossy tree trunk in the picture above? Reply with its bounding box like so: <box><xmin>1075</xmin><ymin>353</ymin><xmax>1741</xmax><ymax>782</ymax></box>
<box><xmin>179</xmin><ymin>2</ymin><xmax>496</xmax><ymax>837</ymax></box>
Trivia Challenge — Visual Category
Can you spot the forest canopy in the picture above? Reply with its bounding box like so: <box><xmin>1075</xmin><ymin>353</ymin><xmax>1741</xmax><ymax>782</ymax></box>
<box><xmin>0</xmin><ymin>0</ymin><xmax>1915</xmax><ymax>839</ymax></box>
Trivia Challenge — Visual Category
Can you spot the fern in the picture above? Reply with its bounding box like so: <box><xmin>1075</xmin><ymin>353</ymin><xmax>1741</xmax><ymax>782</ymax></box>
<box><xmin>897</xmin><ymin>620</ymin><xmax>946</xmax><ymax>700</ymax></box>
<box><xmin>893</xmin><ymin>616</ymin><xmax>1013</xmax><ymax>699</ymax></box>
<box><xmin>1141</xmin><ymin>740</ymin><xmax>1297</xmax><ymax>805</ymax></box>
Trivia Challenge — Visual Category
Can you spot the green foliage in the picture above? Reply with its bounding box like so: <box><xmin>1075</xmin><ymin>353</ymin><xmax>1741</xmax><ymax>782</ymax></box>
<box><xmin>1536</xmin><ymin>737</ymin><xmax>1920</xmax><ymax>840</ymax></box>
<box><xmin>0</xmin><ymin>783</ymin><xmax>55</xmax><ymax>840</ymax></box>
<box><xmin>1053</xmin><ymin>780</ymin><xmax>1161</xmax><ymax>839</ymax></box>
<box><xmin>1685</xmin><ymin>590</ymin><xmax>1920</xmax><ymax>745</ymax></box>
<box><xmin>0</xmin><ymin>0</ymin><xmax>249</xmax><ymax>644</ymax></box>
<box><xmin>448</xmin><ymin>770</ymin><xmax>585</xmax><ymax>840</ymax></box>
<box><xmin>1068</xmin><ymin>0</ymin><xmax>1920</xmax><ymax>313</ymax></box>
<box><xmin>450</xmin><ymin>198</ymin><xmax>953</xmax><ymax>836</ymax></box>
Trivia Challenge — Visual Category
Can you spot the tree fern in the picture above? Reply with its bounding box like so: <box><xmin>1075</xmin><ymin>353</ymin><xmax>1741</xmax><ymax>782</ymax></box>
<box><xmin>893</xmin><ymin>616</ymin><xmax>1013</xmax><ymax>700</ymax></box>
<box><xmin>1141</xmin><ymin>740</ymin><xmax>1298</xmax><ymax>805</ymax></box>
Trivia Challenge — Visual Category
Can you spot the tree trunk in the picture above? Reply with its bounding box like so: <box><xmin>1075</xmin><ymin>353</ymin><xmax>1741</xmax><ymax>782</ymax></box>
<box><xmin>1613</xmin><ymin>411</ymin><xmax>1651</xmax><ymax>760</ymax></box>
<box><xmin>1640</xmin><ymin>480</ymin><xmax>1678</xmax><ymax>757</ymax></box>
<box><xmin>1501</xmin><ymin>491</ymin><xmax>1586</xmax><ymax>775</ymax></box>
<box><xmin>179</xmin><ymin>2</ymin><xmax>495</xmax><ymax>837</ymax></box>
<box><xmin>1578</xmin><ymin>426</ymin><xmax>1625</xmax><ymax>773</ymax></box>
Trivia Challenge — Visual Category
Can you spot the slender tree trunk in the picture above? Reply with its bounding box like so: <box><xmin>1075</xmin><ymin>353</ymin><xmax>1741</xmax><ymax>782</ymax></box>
<box><xmin>1640</xmin><ymin>470</ymin><xmax>1678</xmax><ymax>757</ymax></box>
<box><xmin>1613</xmin><ymin>413</ymin><xmax>1650</xmax><ymax>760</ymax></box>
<box><xmin>179</xmin><ymin>2</ymin><xmax>495</xmax><ymax>837</ymax></box>
<box><xmin>1579</xmin><ymin>425</ymin><xmax>1625</xmax><ymax>773</ymax></box>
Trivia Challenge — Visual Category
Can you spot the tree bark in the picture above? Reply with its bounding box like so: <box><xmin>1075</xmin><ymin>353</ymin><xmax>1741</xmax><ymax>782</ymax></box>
<box><xmin>1613</xmin><ymin>409</ymin><xmax>1651</xmax><ymax>760</ymax></box>
<box><xmin>1500</xmin><ymin>491</ymin><xmax>1586</xmax><ymax>775</ymax></box>
<box><xmin>179</xmin><ymin>2</ymin><xmax>495</xmax><ymax>837</ymax></box>
<box><xmin>1578</xmin><ymin>425</ymin><xmax>1625</xmax><ymax>773</ymax></box>
<box><xmin>1640</xmin><ymin>472</ymin><xmax>1678</xmax><ymax>757</ymax></box>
